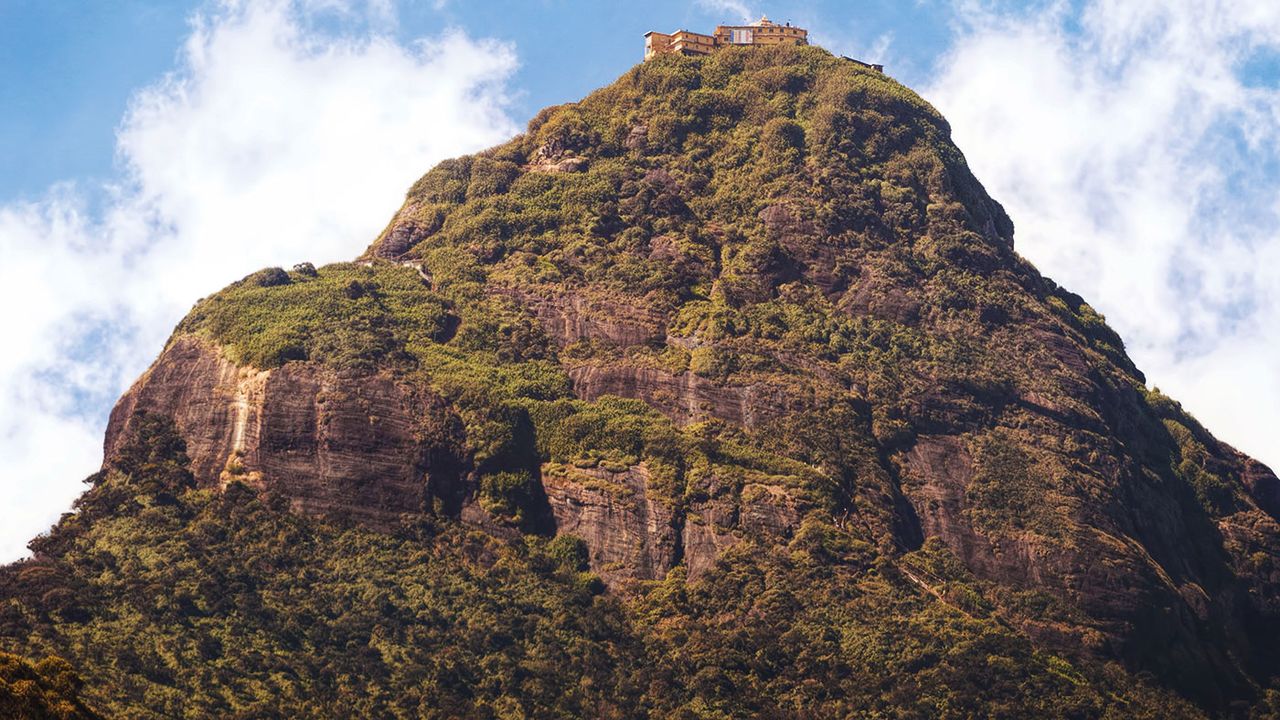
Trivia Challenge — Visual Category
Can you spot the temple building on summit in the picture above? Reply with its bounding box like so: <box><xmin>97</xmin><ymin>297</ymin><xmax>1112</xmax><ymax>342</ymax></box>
<box><xmin>643</xmin><ymin>16</ymin><xmax>884</xmax><ymax>72</ymax></box>
<box><xmin>644</xmin><ymin>16</ymin><xmax>808</xmax><ymax>60</ymax></box>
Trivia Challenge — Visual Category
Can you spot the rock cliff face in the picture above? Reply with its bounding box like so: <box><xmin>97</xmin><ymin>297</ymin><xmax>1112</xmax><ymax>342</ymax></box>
<box><xmin>107</xmin><ymin>336</ymin><xmax>467</xmax><ymax>527</ymax></box>
<box><xmin>567</xmin><ymin>363</ymin><xmax>811</xmax><ymax>429</ymax></box>
<box><xmin>682</xmin><ymin>476</ymin><xmax>808</xmax><ymax>580</ymax></box>
<box><xmin>540</xmin><ymin>463</ymin><xmax>678</xmax><ymax>584</ymax></box>
<box><xmin>107</xmin><ymin>333</ymin><xmax>813</xmax><ymax>585</ymax></box>
<box><xmin>537</xmin><ymin>461</ymin><xmax>809</xmax><ymax>585</ymax></box>
<box><xmin>83</xmin><ymin>45</ymin><xmax>1280</xmax><ymax>713</ymax></box>
<box><xmin>490</xmin><ymin>286</ymin><xmax>668</xmax><ymax>349</ymax></box>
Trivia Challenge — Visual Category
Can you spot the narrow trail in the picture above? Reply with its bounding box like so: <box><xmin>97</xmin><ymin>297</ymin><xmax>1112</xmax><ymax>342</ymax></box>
<box><xmin>898</xmin><ymin>564</ymin><xmax>980</xmax><ymax>622</ymax></box>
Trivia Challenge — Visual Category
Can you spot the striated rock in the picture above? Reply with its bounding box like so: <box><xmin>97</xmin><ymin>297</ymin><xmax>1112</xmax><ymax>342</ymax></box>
<box><xmin>374</xmin><ymin>219</ymin><xmax>426</xmax><ymax>259</ymax></box>
<box><xmin>541</xmin><ymin>462</ymin><xmax>807</xmax><ymax>584</ymax></box>
<box><xmin>897</xmin><ymin>434</ymin><xmax>1057</xmax><ymax>587</ymax></box>
<box><xmin>489</xmin><ymin>286</ymin><xmax>667</xmax><ymax>349</ymax></box>
<box><xmin>680</xmin><ymin>508</ymin><xmax>738</xmax><ymax>581</ymax></box>
<box><xmin>367</xmin><ymin>201</ymin><xmax>449</xmax><ymax>261</ymax></box>
<box><xmin>568</xmin><ymin>362</ymin><xmax>813</xmax><ymax>429</ymax></box>
<box><xmin>540</xmin><ymin>463</ymin><xmax>677</xmax><ymax>585</ymax></box>
<box><xmin>894</xmin><ymin>420</ymin><xmax>1280</xmax><ymax>704</ymax></box>
<box><xmin>105</xmin><ymin>336</ymin><xmax>467</xmax><ymax>528</ymax></box>
<box><xmin>105</xmin><ymin>336</ymin><xmax>249</xmax><ymax>484</ymax></box>
<box><xmin>104</xmin><ymin>338</ymin><xmax>811</xmax><ymax>581</ymax></box>
<box><xmin>683</xmin><ymin>479</ymin><xmax>807</xmax><ymax>580</ymax></box>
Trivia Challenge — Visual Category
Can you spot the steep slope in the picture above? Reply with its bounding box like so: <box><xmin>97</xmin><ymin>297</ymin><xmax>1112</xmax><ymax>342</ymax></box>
<box><xmin>3</xmin><ymin>45</ymin><xmax>1278</xmax><ymax>717</ymax></box>
<box><xmin>2</xmin><ymin>411</ymin><xmax>1200</xmax><ymax>717</ymax></box>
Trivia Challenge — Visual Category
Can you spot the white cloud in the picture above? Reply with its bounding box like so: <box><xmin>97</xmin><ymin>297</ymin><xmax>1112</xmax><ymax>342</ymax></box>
<box><xmin>808</xmin><ymin>28</ymin><xmax>894</xmax><ymax>64</ymax></box>
<box><xmin>697</xmin><ymin>0</ymin><xmax>757</xmax><ymax>25</ymax></box>
<box><xmin>926</xmin><ymin>0</ymin><xmax>1280</xmax><ymax>470</ymax></box>
<box><xmin>0</xmin><ymin>0</ymin><xmax>518</xmax><ymax>563</ymax></box>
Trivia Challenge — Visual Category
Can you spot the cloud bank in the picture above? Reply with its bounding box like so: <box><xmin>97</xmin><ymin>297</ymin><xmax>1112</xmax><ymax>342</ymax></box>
<box><xmin>0</xmin><ymin>0</ymin><xmax>518</xmax><ymax>562</ymax></box>
<box><xmin>927</xmin><ymin>0</ymin><xmax>1280</xmax><ymax>470</ymax></box>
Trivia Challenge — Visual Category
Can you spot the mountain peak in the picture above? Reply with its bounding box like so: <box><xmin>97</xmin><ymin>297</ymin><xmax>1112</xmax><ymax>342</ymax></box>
<box><xmin>4</xmin><ymin>43</ymin><xmax>1278</xmax><ymax>717</ymax></box>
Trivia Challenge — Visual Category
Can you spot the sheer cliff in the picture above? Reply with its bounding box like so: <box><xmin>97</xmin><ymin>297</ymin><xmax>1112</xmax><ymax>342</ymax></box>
<box><xmin>3</xmin><ymin>45</ymin><xmax>1278</xmax><ymax>718</ymax></box>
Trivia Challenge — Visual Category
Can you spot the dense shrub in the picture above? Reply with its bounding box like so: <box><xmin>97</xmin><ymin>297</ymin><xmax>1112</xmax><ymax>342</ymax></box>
<box><xmin>0</xmin><ymin>470</ymin><xmax>1199</xmax><ymax>718</ymax></box>
<box><xmin>0</xmin><ymin>652</ymin><xmax>99</xmax><ymax>720</ymax></box>
<box><xmin>180</xmin><ymin>263</ymin><xmax>452</xmax><ymax>372</ymax></box>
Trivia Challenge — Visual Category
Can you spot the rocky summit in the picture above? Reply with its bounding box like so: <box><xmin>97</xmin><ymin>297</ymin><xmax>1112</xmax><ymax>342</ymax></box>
<box><xmin>3</xmin><ymin>45</ymin><xmax>1278</xmax><ymax>718</ymax></box>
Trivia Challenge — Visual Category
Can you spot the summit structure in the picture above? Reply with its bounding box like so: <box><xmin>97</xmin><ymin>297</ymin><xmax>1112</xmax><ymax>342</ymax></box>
<box><xmin>644</xmin><ymin>15</ymin><xmax>807</xmax><ymax>60</ymax></box>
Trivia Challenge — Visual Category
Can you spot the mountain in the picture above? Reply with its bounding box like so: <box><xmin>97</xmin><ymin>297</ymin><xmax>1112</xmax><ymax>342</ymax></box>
<box><xmin>3</xmin><ymin>44</ymin><xmax>1278</xmax><ymax>718</ymax></box>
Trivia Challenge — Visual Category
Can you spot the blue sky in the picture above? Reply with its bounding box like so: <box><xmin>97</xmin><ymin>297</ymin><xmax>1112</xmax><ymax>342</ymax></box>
<box><xmin>0</xmin><ymin>0</ymin><xmax>959</xmax><ymax>200</ymax></box>
<box><xmin>2</xmin><ymin>0</ymin><xmax>1278</xmax><ymax>562</ymax></box>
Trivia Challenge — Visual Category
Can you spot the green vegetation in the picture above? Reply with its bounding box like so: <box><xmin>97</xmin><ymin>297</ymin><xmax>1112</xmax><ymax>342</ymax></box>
<box><xmin>627</xmin><ymin>531</ymin><xmax>1199</xmax><ymax>719</ymax></box>
<box><xmin>6</xmin><ymin>433</ymin><xmax>631</xmax><ymax>717</ymax></box>
<box><xmin>5</xmin><ymin>43</ymin><xmax>1277</xmax><ymax>718</ymax></box>
<box><xmin>179</xmin><ymin>263</ymin><xmax>453</xmax><ymax>372</ymax></box>
<box><xmin>0</xmin><ymin>652</ymin><xmax>98</xmax><ymax>720</ymax></box>
<box><xmin>0</xmin><ymin>422</ymin><xmax>1197</xmax><ymax>718</ymax></box>
<box><xmin>964</xmin><ymin>431</ymin><xmax>1070</xmax><ymax>538</ymax></box>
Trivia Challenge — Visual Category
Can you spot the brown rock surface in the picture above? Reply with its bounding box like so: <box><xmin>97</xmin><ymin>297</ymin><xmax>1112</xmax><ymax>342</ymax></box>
<box><xmin>105</xmin><ymin>336</ymin><xmax>467</xmax><ymax>528</ymax></box>
<box><xmin>540</xmin><ymin>463</ymin><xmax>677</xmax><ymax>585</ymax></box>
<box><xmin>490</xmin><ymin>286</ymin><xmax>667</xmax><ymax>349</ymax></box>
<box><xmin>683</xmin><ymin>479</ymin><xmax>807</xmax><ymax>580</ymax></box>
<box><xmin>567</xmin><ymin>363</ymin><xmax>812</xmax><ymax>429</ymax></box>
<box><xmin>540</xmin><ymin>462</ymin><xmax>808</xmax><ymax>584</ymax></box>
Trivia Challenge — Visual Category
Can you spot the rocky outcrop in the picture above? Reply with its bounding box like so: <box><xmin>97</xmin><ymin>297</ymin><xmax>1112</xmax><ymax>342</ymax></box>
<box><xmin>759</xmin><ymin>202</ymin><xmax>845</xmax><ymax>294</ymax></box>
<box><xmin>895</xmin><ymin>435</ymin><xmax>1040</xmax><ymax>583</ymax></box>
<box><xmin>489</xmin><ymin>286</ymin><xmax>667</xmax><ymax>349</ymax></box>
<box><xmin>104</xmin><ymin>336</ymin><xmax>814</xmax><ymax>583</ymax></box>
<box><xmin>568</xmin><ymin>363</ymin><xmax>813</xmax><ymax>429</ymax></box>
<box><xmin>540</xmin><ymin>463</ymin><xmax>677</xmax><ymax>585</ymax></box>
<box><xmin>105</xmin><ymin>336</ymin><xmax>467</xmax><ymax>528</ymax></box>
<box><xmin>374</xmin><ymin>218</ymin><xmax>426</xmax><ymax>260</ymax></box>
<box><xmin>105</xmin><ymin>336</ymin><xmax>244</xmax><ymax>484</ymax></box>
<box><xmin>527</xmin><ymin>134</ymin><xmax>589</xmax><ymax>173</ymax></box>
<box><xmin>367</xmin><ymin>200</ymin><xmax>447</xmax><ymax>260</ymax></box>
<box><xmin>893</xmin><ymin>423</ymin><xmax>1280</xmax><ymax>704</ymax></box>
<box><xmin>541</xmin><ymin>461</ymin><xmax>808</xmax><ymax>584</ymax></box>
<box><xmin>529</xmin><ymin>155</ymin><xmax>588</xmax><ymax>174</ymax></box>
<box><xmin>683</xmin><ymin>479</ymin><xmax>808</xmax><ymax>580</ymax></box>
<box><xmin>624</xmin><ymin>123</ymin><xmax>648</xmax><ymax>150</ymax></box>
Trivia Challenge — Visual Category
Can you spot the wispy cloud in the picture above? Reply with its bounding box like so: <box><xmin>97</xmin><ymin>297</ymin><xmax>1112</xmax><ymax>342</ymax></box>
<box><xmin>926</xmin><ymin>0</ymin><xmax>1280</xmax><ymax>469</ymax></box>
<box><xmin>0</xmin><ymin>0</ymin><xmax>518</xmax><ymax>562</ymax></box>
<box><xmin>809</xmin><ymin>27</ymin><xmax>894</xmax><ymax>63</ymax></box>
<box><xmin>697</xmin><ymin>0</ymin><xmax>757</xmax><ymax>24</ymax></box>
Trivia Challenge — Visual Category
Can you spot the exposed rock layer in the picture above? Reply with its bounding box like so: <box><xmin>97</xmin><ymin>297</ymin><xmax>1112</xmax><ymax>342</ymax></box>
<box><xmin>107</xmin><ymin>335</ymin><xmax>812</xmax><ymax>583</ymax></box>
<box><xmin>540</xmin><ymin>464</ymin><xmax>678</xmax><ymax>585</ymax></box>
<box><xmin>106</xmin><ymin>337</ymin><xmax>467</xmax><ymax>528</ymax></box>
